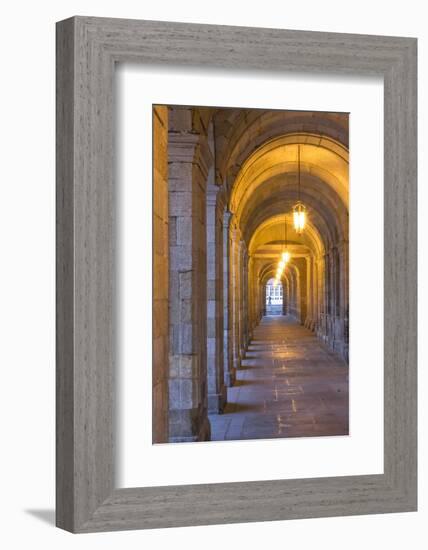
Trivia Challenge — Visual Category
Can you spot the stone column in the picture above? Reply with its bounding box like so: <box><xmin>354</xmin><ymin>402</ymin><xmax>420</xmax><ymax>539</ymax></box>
<box><xmin>223</xmin><ymin>211</ymin><xmax>235</xmax><ymax>386</ymax></box>
<box><xmin>312</xmin><ymin>257</ymin><xmax>319</xmax><ymax>332</ymax></box>
<box><xmin>230</xmin><ymin>224</ymin><xmax>241</xmax><ymax>372</ymax></box>
<box><xmin>329</xmin><ymin>247</ymin><xmax>337</xmax><ymax>349</ymax></box>
<box><xmin>240</xmin><ymin>241</ymin><xmax>249</xmax><ymax>357</ymax></box>
<box><xmin>282</xmin><ymin>277</ymin><xmax>287</xmax><ymax>315</ymax></box>
<box><xmin>206</xmin><ymin>184</ymin><xmax>226</xmax><ymax>413</ymax></box>
<box><xmin>331</xmin><ymin>246</ymin><xmax>340</xmax><ymax>351</ymax></box>
<box><xmin>305</xmin><ymin>255</ymin><xmax>313</xmax><ymax>329</ymax></box>
<box><xmin>288</xmin><ymin>270</ymin><xmax>295</xmax><ymax>317</ymax></box>
<box><xmin>247</xmin><ymin>255</ymin><xmax>255</xmax><ymax>338</ymax></box>
<box><xmin>262</xmin><ymin>283</ymin><xmax>267</xmax><ymax>317</ymax></box>
<box><xmin>322</xmin><ymin>252</ymin><xmax>331</xmax><ymax>343</ymax></box>
<box><xmin>295</xmin><ymin>258</ymin><xmax>307</xmax><ymax>324</ymax></box>
<box><xmin>338</xmin><ymin>239</ymin><xmax>349</xmax><ymax>361</ymax></box>
<box><xmin>320</xmin><ymin>257</ymin><xmax>324</xmax><ymax>329</ymax></box>
<box><xmin>263</xmin><ymin>280</ymin><xmax>267</xmax><ymax>318</ymax></box>
<box><xmin>168</xmin><ymin>123</ymin><xmax>213</xmax><ymax>442</ymax></box>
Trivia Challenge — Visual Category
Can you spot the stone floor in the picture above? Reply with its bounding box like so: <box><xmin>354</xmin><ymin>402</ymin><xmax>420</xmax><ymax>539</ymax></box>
<box><xmin>209</xmin><ymin>315</ymin><xmax>349</xmax><ymax>441</ymax></box>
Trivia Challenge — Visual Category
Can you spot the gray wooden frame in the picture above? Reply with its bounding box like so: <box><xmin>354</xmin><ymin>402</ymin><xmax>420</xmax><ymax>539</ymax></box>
<box><xmin>56</xmin><ymin>16</ymin><xmax>417</xmax><ymax>533</ymax></box>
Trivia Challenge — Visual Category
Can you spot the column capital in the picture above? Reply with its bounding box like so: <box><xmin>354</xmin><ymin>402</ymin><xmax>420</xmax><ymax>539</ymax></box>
<box><xmin>206</xmin><ymin>183</ymin><xmax>220</xmax><ymax>206</ymax></box>
<box><xmin>168</xmin><ymin>131</ymin><xmax>213</xmax><ymax>178</ymax></box>
<box><xmin>231</xmin><ymin>225</ymin><xmax>242</xmax><ymax>240</ymax></box>
<box><xmin>215</xmin><ymin>169</ymin><xmax>225</xmax><ymax>187</ymax></box>
<box><xmin>195</xmin><ymin>136</ymin><xmax>214</xmax><ymax>179</ymax></box>
<box><xmin>168</xmin><ymin>131</ymin><xmax>199</xmax><ymax>162</ymax></box>
<box><xmin>223</xmin><ymin>210</ymin><xmax>233</xmax><ymax>227</ymax></box>
<box><xmin>215</xmin><ymin>187</ymin><xmax>227</xmax><ymax>212</ymax></box>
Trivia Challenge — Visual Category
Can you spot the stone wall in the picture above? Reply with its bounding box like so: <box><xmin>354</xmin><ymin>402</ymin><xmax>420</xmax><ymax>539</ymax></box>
<box><xmin>152</xmin><ymin>106</ymin><xmax>169</xmax><ymax>443</ymax></box>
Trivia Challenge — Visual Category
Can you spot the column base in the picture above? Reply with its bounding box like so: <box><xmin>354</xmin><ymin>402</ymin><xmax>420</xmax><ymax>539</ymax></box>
<box><xmin>208</xmin><ymin>386</ymin><xmax>227</xmax><ymax>414</ymax></box>
<box><xmin>224</xmin><ymin>367</ymin><xmax>236</xmax><ymax>387</ymax></box>
<box><xmin>168</xmin><ymin>407</ymin><xmax>211</xmax><ymax>442</ymax></box>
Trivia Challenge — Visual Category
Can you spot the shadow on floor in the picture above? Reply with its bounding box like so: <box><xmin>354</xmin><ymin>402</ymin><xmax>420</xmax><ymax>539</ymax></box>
<box><xmin>224</xmin><ymin>402</ymin><xmax>262</xmax><ymax>413</ymax></box>
<box><xmin>25</xmin><ymin>509</ymin><xmax>55</xmax><ymax>526</ymax></box>
<box><xmin>231</xmin><ymin>378</ymin><xmax>258</xmax><ymax>387</ymax></box>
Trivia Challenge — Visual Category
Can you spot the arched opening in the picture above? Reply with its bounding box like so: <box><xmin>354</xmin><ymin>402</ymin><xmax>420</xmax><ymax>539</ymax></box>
<box><xmin>265</xmin><ymin>277</ymin><xmax>283</xmax><ymax>316</ymax></box>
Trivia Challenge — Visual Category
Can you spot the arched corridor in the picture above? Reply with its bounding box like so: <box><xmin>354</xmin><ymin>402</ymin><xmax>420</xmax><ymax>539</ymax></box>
<box><xmin>152</xmin><ymin>104</ymin><xmax>349</xmax><ymax>444</ymax></box>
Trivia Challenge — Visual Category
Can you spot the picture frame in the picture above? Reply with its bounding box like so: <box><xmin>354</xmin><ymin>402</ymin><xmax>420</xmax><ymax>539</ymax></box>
<box><xmin>56</xmin><ymin>16</ymin><xmax>417</xmax><ymax>533</ymax></box>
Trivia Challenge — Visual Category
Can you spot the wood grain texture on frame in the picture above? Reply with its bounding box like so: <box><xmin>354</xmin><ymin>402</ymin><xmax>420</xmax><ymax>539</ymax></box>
<box><xmin>56</xmin><ymin>16</ymin><xmax>417</xmax><ymax>532</ymax></box>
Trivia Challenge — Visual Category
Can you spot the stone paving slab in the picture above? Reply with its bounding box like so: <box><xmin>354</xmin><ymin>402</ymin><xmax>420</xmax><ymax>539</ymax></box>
<box><xmin>209</xmin><ymin>315</ymin><xmax>349</xmax><ymax>442</ymax></box>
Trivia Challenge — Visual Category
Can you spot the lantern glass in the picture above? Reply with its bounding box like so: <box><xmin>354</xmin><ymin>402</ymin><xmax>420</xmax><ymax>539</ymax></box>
<box><xmin>293</xmin><ymin>203</ymin><xmax>306</xmax><ymax>233</ymax></box>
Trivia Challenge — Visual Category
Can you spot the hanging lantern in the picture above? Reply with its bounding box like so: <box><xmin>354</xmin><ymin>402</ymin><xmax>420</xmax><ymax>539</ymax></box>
<box><xmin>293</xmin><ymin>201</ymin><xmax>306</xmax><ymax>234</ymax></box>
<box><xmin>293</xmin><ymin>144</ymin><xmax>307</xmax><ymax>234</ymax></box>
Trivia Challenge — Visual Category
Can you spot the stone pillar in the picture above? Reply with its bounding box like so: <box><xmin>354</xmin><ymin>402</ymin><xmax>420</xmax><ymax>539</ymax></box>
<box><xmin>338</xmin><ymin>239</ymin><xmax>349</xmax><ymax>361</ymax></box>
<box><xmin>262</xmin><ymin>282</ymin><xmax>266</xmax><ymax>318</ymax></box>
<box><xmin>294</xmin><ymin>258</ymin><xmax>307</xmax><ymax>324</ymax></box>
<box><xmin>322</xmin><ymin>252</ymin><xmax>330</xmax><ymax>343</ymax></box>
<box><xmin>168</xmin><ymin>119</ymin><xmax>213</xmax><ymax>442</ymax></box>
<box><xmin>206</xmin><ymin>184</ymin><xmax>226</xmax><ymax>413</ymax></box>
<box><xmin>230</xmin><ymin>223</ymin><xmax>241</xmax><ymax>372</ymax></box>
<box><xmin>329</xmin><ymin>247</ymin><xmax>336</xmax><ymax>349</ymax></box>
<box><xmin>223</xmin><ymin>211</ymin><xmax>235</xmax><ymax>386</ymax></box>
<box><xmin>240</xmin><ymin>241</ymin><xmax>249</xmax><ymax>357</ymax></box>
<box><xmin>288</xmin><ymin>265</ymin><xmax>300</xmax><ymax>320</ymax></box>
<box><xmin>315</xmin><ymin>256</ymin><xmax>321</xmax><ymax>334</ymax></box>
<box><xmin>312</xmin><ymin>257</ymin><xmax>319</xmax><ymax>332</ymax></box>
<box><xmin>237</xmin><ymin>240</ymin><xmax>244</xmax><ymax>360</ymax></box>
<box><xmin>247</xmin><ymin>255</ymin><xmax>255</xmax><ymax>338</ymax></box>
<box><xmin>324</xmin><ymin>247</ymin><xmax>337</xmax><ymax>349</ymax></box>
<box><xmin>288</xmin><ymin>271</ymin><xmax>295</xmax><ymax>317</ymax></box>
<box><xmin>305</xmin><ymin>255</ymin><xmax>314</xmax><ymax>330</ymax></box>
<box><xmin>332</xmin><ymin>246</ymin><xmax>340</xmax><ymax>351</ymax></box>
<box><xmin>262</xmin><ymin>283</ymin><xmax>266</xmax><ymax>317</ymax></box>
<box><xmin>247</xmin><ymin>256</ymin><xmax>252</xmax><ymax>333</ymax></box>
<box><xmin>152</xmin><ymin>106</ymin><xmax>169</xmax><ymax>443</ymax></box>
<box><xmin>245</xmin><ymin>253</ymin><xmax>250</xmax><ymax>342</ymax></box>
<box><xmin>282</xmin><ymin>277</ymin><xmax>287</xmax><ymax>315</ymax></box>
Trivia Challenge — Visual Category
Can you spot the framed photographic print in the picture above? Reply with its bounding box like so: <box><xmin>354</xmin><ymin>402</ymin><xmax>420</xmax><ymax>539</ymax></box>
<box><xmin>56</xmin><ymin>16</ymin><xmax>417</xmax><ymax>532</ymax></box>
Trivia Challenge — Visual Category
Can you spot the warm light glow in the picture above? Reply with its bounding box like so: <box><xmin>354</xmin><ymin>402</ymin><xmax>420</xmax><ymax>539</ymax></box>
<box><xmin>276</xmin><ymin>248</ymin><xmax>290</xmax><ymax>284</ymax></box>
<box><xmin>281</xmin><ymin>251</ymin><xmax>290</xmax><ymax>263</ymax></box>
<box><xmin>293</xmin><ymin>202</ymin><xmax>306</xmax><ymax>234</ymax></box>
